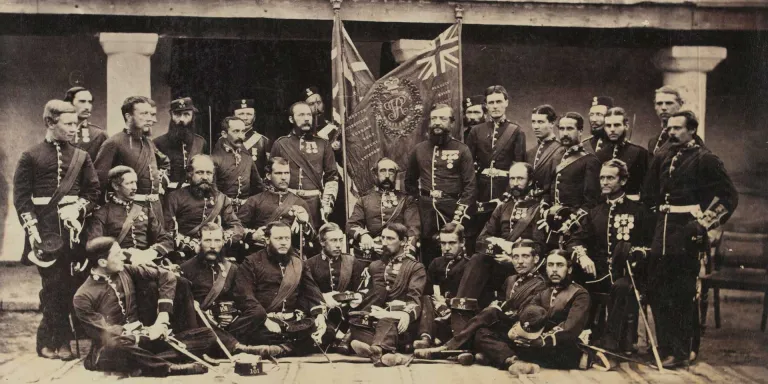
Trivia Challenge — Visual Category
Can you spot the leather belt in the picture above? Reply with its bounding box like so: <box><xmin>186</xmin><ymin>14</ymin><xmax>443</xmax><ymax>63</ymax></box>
<box><xmin>31</xmin><ymin>195</ymin><xmax>78</xmax><ymax>206</ymax></box>
<box><xmin>287</xmin><ymin>188</ymin><xmax>322</xmax><ymax>197</ymax></box>
<box><xmin>167</xmin><ymin>182</ymin><xmax>188</xmax><ymax>189</ymax></box>
<box><xmin>480</xmin><ymin>168</ymin><xmax>509</xmax><ymax>177</ymax></box>
<box><xmin>626</xmin><ymin>194</ymin><xmax>640</xmax><ymax>201</ymax></box>
<box><xmin>133</xmin><ymin>194</ymin><xmax>160</xmax><ymax>202</ymax></box>
<box><xmin>420</xmin><ymin>189</ymin><xmax>459</xmax><ymax>199</ymax></box>
<box><xmin>659</xmin><ymin>204</ymin><xmax>700</xmax><ymax>214</ymax></box>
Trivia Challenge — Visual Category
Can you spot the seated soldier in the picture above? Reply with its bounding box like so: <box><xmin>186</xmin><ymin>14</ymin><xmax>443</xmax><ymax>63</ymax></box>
<box><xmin>348</xmin><ymin>223</ymin><xmax>427</xmax><ymax>367</ymax></box>
<box><xmin>238</xmin><ymin>156</ymin><xmax>316</xmax><ymax>259</ymax></box>
<box><xmin>414</xmin><ymin>239</ymin><xmax>546</xmax><ymax>364</ymax></box>
<box><xmin>163</xmin><ymin>155</ymin><xmax>244</xmax><ymax>262</ymax></box>
<box><xmin>489</xmin><ymin>249</ymin><xmax>591</xmax><ymax>376</ymax></box>
<box><xmin>413</xmin><ymin>223</ymin><xmax>470</xmax><ymax>350</ymax></box>
<box><xmin>73</xmin><ymin>237</ymin><xmax>217</xmax><ymax>377</ymax></box>
<box><xmin>228</xmin><ymin>221</ymin><xmax>328</xmax><ymax>357</ymax></box>
<box><xmin>306</xmin><ymin>223</ymin><xmax>369</xmax><ymax>354</ymax></box>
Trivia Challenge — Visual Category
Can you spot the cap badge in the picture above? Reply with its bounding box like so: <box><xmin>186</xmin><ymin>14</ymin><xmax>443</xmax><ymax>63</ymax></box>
<box><xmin>592</xmin><ymin>96</ymin><xmax>598</xmax><ymax>106</ymax></box>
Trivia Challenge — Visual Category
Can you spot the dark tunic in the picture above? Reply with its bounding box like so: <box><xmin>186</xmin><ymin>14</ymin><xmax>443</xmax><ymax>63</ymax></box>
<box><xmin>551</xmin><ymin>145</ymin><xmax>601</xmax><ymax>210</ymax></box>
<box><xmin>530</xmin><ymin>281</ymin><xmax>591</xmax><ymax>348</ymax></box>
<box><xmin>426</xmin><ymin>255</ymin><xmax>469</xmax><ymax>299</ymax></box>
<box><xmin>527</xmin><ymin>137</ymin><xmax>565</xmax><ymax>197</ymax></box>
<box><xmin>476</xmin><ymin>195</ymin><xmax>547</xmax><ymax>252</ymax></box>
<box><xmin>84</xmin><ymin>198</ymin><xmax>174</xmax><ymax>256</ymax></box>
<box><xmin>153</xmin><ymin>129</ymin><xmax>208</xmax><ymax>186</ymax></box>
<box><xmin>346</xmin><ymin>189</ymin><xmax>421</xmax><ymax>240</ymax></box>
<box><xmin>581</xmin><ymin>134</ymin><xmax>606</xmax><ymax>155</ymax></box>
<box><xmin>181</xmin><ymin>257</ymin><xmax>238</xmax><ymax>306</ymax></box>
<box><xmin>466</xmin><ymin>120</ymin><xmax>527</xmax><ymax>202</ymax></box>
<box><xmin>363</xmin><ymin>254</ymin><xmax>427</xmax><ymax>322</ymax></box>
<box><xmin>210</xmin><ymin>139</ymin><xmax>264</xmax><ymax>203</ymax></box>
<box><xmin>595</xmin><ymin>141</ymin><xmax>650</xmax><ymax>197</ymax></box>
<box><xmin>162</xmin><ymin>186</ymin><xmax>244</xmax><ymax>241</ymax></box>
<box><xmin>72</xmin><ymin>120</ymin><xmax>108</xmax><ymax>162</ymax></box>
<box><xmin>239</xmin><ymin>129</ymin><xmax>271</xmax><ymax>177</ymax></box>
<box><xmin>95</xmin><ymin>130</ymin><xmax>170</xmax><ymax>196</ymax></box>
<box><xmin>237</xmin><ymin>189</ymin><xmax>311</xmax><ymax>230</ymax></box>
<box><xmin>306</xmin><ymin>252</ymin><xmax>368</xmax><ymax>293</ymax></box>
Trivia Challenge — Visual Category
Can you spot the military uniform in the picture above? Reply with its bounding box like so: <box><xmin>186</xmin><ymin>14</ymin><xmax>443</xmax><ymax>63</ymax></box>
<box><xmin>405</xmin><ymin>138</ymin><xmax>477</xmax><ymax>267</ymax></box>
<box><xmin>551</xmin><ymin>145</ymin><xmax>601</xmax><ymax>210</ymax></box>
<box><xmin>270</xmin><ymin>133</ymin><xmax>340</xmax><ymax>229</ymax></box>
<box><xmin>595</xmin><ymin>141</ymin><xmax>650</xmax><ymax>198</ymax></box>
<box><xmin>153</xmin><ymin>129</ymin><xmax>207</xmax><ymax>190</ymax></box>
<box><xmin>527</xmin><ymin>137</ymin><xmax>566</xmax><ymax>197</ymax></box>
<box><xmin>237</xmin><ymin>188</ymin><xmax>315</xmax><ymax>256</ymax></box>
<box><xmin>647</xmin><ymin>126</ymin><xmax>705</xmax><ymax>159</ymax></box>
<box><xmin>642</xmin><ymin>140</ymin><xmax>737</xmax><ymax>361</ymax></box>
<box><xmin>73</xmin><ymin>264</ymin><xmax>217</xmax><ymax>377</ymax></box>
<box><xmin>346</xmin><ymin>188</ymin><xmax>421</xmax><ymax>260</ymax></box>
<box><xmin>14</xmin><ymin>137</ymin><xmax>100</xmax><ymax>354</ymax></box>
<box><xmin>418</xmin><ymin>253</ymin><xmax>469</xmax><ymax>345</ymax></box>
<box><xmin>210</xmin><ymin>138</ymin><xmax>265</xmax><ymax>210</ymax></box>
<box><xmin>72</xmin><ymin>120</ymin><xmax>108</xmax><ymax>162</ymax></box>
<box><xmin>581</xmin><ymin>135</ymin><xmax>606</xmax><ymax>155</ymax></box>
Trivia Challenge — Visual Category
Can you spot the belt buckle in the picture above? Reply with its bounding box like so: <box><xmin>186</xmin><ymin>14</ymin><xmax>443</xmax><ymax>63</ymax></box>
<box><xmin>659</xmin><ymin>205</ymin><xmax>670</xmax><ymax>213</ymax></box>
<box><xmin>430</xmin><ymin>190</ymin><xmax>443</xmax><ymax>199</ymax></box>
<box><xmin>147</xmin><ymin>195</ymin><xmax>159</xmax><ymax>202</ymax></box>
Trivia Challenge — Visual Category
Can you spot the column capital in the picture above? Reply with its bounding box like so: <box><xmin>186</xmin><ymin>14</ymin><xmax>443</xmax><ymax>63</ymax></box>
<box><xmin>391</xmin><ymin>39</ymin><xmax>433</xmax><ymax>64</ymax></box>
<box><xmin>653</xmin><ymin>46</ymin><xmax>727</xmax><ymax>73</ymax></box>
<box><xmin>99</xmin><ymin>33</ymin><xmax>159</xmax><ymax>56</ymax></box>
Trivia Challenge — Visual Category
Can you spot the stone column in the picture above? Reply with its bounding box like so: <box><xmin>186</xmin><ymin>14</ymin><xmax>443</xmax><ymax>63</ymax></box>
<box><xmin>653</xmin><ymin>46</ymin><xmax>727</xmax><ymax>141</ymax></box>
<box><xmin>99</xmin><ymin>33</ymin><xmax>159</xmax><ymax>135</ymax></box>
<box><xmin>391</xmin><ymin>39</ymin><xmax>433</xmax><ymax>64</ymax></box>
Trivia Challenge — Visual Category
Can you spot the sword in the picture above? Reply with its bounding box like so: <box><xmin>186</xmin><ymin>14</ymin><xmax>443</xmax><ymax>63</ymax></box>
<box><xmin>194</xmin><ymin>301</ymin><xmax>235</xmax><ymax>362</ymax></box>
<box><xmin>165</xmin><ymin>335</ymin><xmax>244</xmax><ymax>384</ymax></box>
<box><xmin>579</xmin><ymin>343</ymin><xmax>658</xmax><ymax>369</ymax></box>
<box><xmin>626</xmin><ymin>260</ymin><xmax>664</xmax><ymax>373</ymax></box>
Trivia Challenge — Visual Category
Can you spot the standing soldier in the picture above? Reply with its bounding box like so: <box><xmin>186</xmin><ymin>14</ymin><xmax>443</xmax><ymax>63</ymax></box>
<box><xmin>551</xmin><ymin>112</ymin><xmax>601</xmax><ymax>211</ymax></box>
<box><xmin>94</xmin><ymin>96</ymin><xmax>170</xmax><ymax>217</ymax></box>
<box><xmin>527</xmin><ymin>105</ymin><xmax>565</xmax><ymax>197</ymax></box>
<box><xmin>154</xmin><ymin>97</ymin><xmax>208</xmax><ymax>192</ymax></box>
<box><xmin>462</xmin><ymin>95</ymin><xmax>486</xmax><ymax>142</ymax></box>
<box><xmin>211</xmin><ymin>116</ymin><xmax>265</xmax><ymax>210</ymax></box>
<box><xmin>163</xmin><ymin>155</ymin><xmax>244</xmax><ymax>261</ymax></box>
<box><xmin>405</xmin><ymin>103</ymin><xmax>477</xmax><ymax>268</ymax></box>
<box><xmin>271</xmin><ymin>102</ymin><xmax>340</xmax><ymax>229</ymax></box>
<box><xmin>14</xmin><ymin>100</ymin><xmax>100</xmax><ymax>359</ymax></box>
<box><xmin>647</xmin><ymin>86</ymin><xmax>705</xmax><ymax>157</ymax></box>
<box><xmin>582</xmin><ymin>96</ymin><xmax>614</xmax><ymax>154</ymax></box>
<box><xmin>642</xmin><ymin>110</ymin><xmax>737</xmax><ymax>368</ymax></box>
<box><xmin>597</xmin><ymin>107</ymin><xmax>650</xmax><ymax>199</ymax></box>
<box><xmin>347</xmin><ymin>157</ymin><xmax>420</xmax><ymax>261</ymax></box>
<box><xmin>229</xmin><ymin>98</ymin><xmax>270</xmax><ymax>177</ymax></box>
<box><xmin>64</xmin><ymin>86</ymin><xmax>108</xmax><ymax>161</ymax></box>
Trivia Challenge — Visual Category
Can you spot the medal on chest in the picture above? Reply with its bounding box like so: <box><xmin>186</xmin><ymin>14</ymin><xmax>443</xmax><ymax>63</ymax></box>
<box><xmin>81</xmin><ymin>126</ymin><xmax>91</xmax><ymax>143</ymax></box>
<box><xmin>613</xmin><ymin>214</ymin><xmax>634</xmax><ymax>241</ymax></box>
<box><xmin>251</xmin><ymin>147</ymin><xmax>258</xmax><ymax>162</ymax></box>
<box><xmin>440</xmin><ymin>150</ymin><xmax>460</xmax><ymax>169</ymax></box>
<box><xmin>381</xmin><ymin>192</ymin><xmax>398</xmax><ymax>209</ymax></box>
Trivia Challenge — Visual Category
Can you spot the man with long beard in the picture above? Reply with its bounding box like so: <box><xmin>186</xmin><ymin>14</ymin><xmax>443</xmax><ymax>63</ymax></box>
<box><xmin>271</xmin><ymin>102</ymin><xmax>340</xmax><ymax>229</ymax></box>
<box><xmin>95</xmin><ymin>96</ymin><xmax>170</xmax><ymax>217</ymax></box>
<box><xmin>64</xmin><ymin>86</ymin><xmax>108</xmax><ymax>161</ymax></box>
<box><xmin>582</xmin><ymin>96</ymin><xmax>614</xmax><ymax>155</ymax></box>
<box><xmin>154</xmin><ymin>97</ymin><xmax>208</xmax><ymax>192</ymax></box>
<box><xmin>596</xmin><ymin>107</ymin><xmax>649</xmax><ymax>199</ymax></box>
<box><xmin>347</xmin><ymin>157</ymin><xmax>420</xmax><ymax>262</ymax></box>
<box><xmin>526</xmin><ymin>105</ymin><xmax>565</xmax><ymax>197</ymax></box>
<box><xmin>405</xmin><ymin>103</ymin><xmax>477</xmax><ymax>268</ymax></box>
<box><xmin>462</xmin><ymin>95</ymin><xmax>486</xmax><ymax>142</ymax></box>
<box><xmin>550</xmin><ymin>112</ymin><xmax>601</xmax><ymax>211</ymax></box>
<box><xmin>163</xmin><ymin>155</ymin><xmax>244</xmax><ymax>261</ymax></box>
<box><xmin>211</xmin><ymin>116</ymin><xmax>265</xmax><ymax>211</ymax></box>
<box><xmin>229</xmin><ymin>221</ymin><xmax>328</xmax><ymax>357</ymax></box>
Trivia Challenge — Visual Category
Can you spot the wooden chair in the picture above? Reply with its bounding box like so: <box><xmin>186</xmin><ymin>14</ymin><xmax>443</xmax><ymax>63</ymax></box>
<box><xmin>700</xmin><ymin>231</ymin><xmax>768</xmax><ymax>331</ymax></box>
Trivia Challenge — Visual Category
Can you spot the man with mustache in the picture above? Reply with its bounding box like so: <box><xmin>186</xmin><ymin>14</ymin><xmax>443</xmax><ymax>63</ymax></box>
<box><xmin>405</xmin><ymin>103</ymin><xmax>477</xmax><ymax>268</ymax></box>
<box><xmin>414</xmin><ymin>239</ymin><xmax>547</xmax><ymax>368</ymax></box>
<box><xmin>65</xmin><ymin>86</ymin><xmax>108</xmax><ymax>161</ymax></box>
<box><xmin>306</xmin><ymin>223</ymin><xmax>370</xmax><ymax>354</ymax></box>
<box><xmin>348</xmin><ymin>223</ymin><xmax>426</xmax><ymax>367</ymax></box>
<box><xmin>14</xmin><ymin>100</ymin><xmax>100</xmax><ymax>359</ymax></box>
<box><xmin>163</xmin><ymin>155</ymin><xmax>244</xmax><ymax>261</ymax></box>
<box><xmin>95</xmin><ymin>96</ymin><xmax>171</xmax><ymax>218</ymax></box>
<box><xmin>466</xmin><ymin>86</ymin><xmax>527</xmax><ymax>254</ymax></box>
<box><xmin>237</xmin><ymin>157</ymin><xmax>315</xmax><ymax>258</ymax></box>
<box><xmin>271</xmin><ymin>102</ymin><xmax>340</xmax><ymax>229</ymax></box>
<box><xmin>228</xmin><ymin>98</ymin><xmax>271</xmax><ymax>177</ymax></box>
<box><xmin>211</xmin><ymin>116</ymin><xmax>265</xmax><ymax>211</ymax></box>
<box><xmin>154</xmin><ymin>97</ymin><xmax>208</xmax><ymax>193</ymax></box>
<box><xmin>595</xmin><ymin>107</ymin><xmax>649</xmax><ymax>199</ymax></box>
<box><xmin>450</xmin><ymin>162</ymin><xmax>548</xmax><ymax>334</ymax></box>
<box><xmin>550</xmin><ymin>112</ymin><xmax>601</xmax><ymax>211</ymax></box>
<box><xmin>412</xmin><ymin>223</ymin><xmax>470</xmax><ymax>350</ymax></box>
<box><xmin>581</xmin><ymin>96</ymin><xmax>614</xmax><ymax>155</ymax></box>
<box><xmin>565</xmin><ymin>159</ymin><xmax>653</xmax><ymax>357</ymax></box>
<box><xmin>229</xmin><ymin>221</ymin><xmax>328</xmax><ymax>357</ymax></box>
<box><xmin>347</xmin><ymin>157</ymin><xmax>420</xmax><ymax>262</ymax></box>
<box><xmin>642</xmin><ymin>110</ymin><xmax>737</xmax><ymax>368</ymax></box>
<box><xmin>462</xmin><ymin>95</ymin><xmax>486</xmax><ymax>142</ymax></box>
<box><xmin>526</xmin><ymin>105</ymin><xmax>565</xmax><ymax>198</ymax></box>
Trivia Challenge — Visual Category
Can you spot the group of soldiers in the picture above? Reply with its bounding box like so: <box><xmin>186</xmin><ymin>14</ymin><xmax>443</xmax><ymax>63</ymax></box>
<box><xmin>12</xmin><ymin>83</ymin><xmax>737</xmax><ymax>377</ymax></box>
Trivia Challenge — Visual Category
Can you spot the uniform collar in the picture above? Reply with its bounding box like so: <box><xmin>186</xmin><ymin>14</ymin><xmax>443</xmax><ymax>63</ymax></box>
<box><xmin>537</xmin><ymin>135</ymin><xmax>555</xmax><ymax>145</ymax></box>
<box><xmin>321</xmin><ymin>251</ymin><xmax>341</xmax><ymax>261</ymax></box>
<box><xmin>606</xmin><ymin>193</ymin><xmax>626</xmax><ymax>206</ymax></box>
<box><xmin>564</xmin><ymin>144</ymin><xmax>585</xmax><ymax>157</ymax></box>
<box><xmin>90</xmin><ymin>269</ymin><xmax>116</xmax><ymax>282</ymax></box>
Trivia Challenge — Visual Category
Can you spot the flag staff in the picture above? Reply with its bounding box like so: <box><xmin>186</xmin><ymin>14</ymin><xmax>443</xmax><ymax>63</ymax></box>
<box><xmin>331</xmin><ymin>0</ymin><xmax>351</xmax><ymax>220</ymax></box>
<box><xmin>455</xmin><ymin>4</ymin><xmax>465</xmax><ymax>141</ymax></box>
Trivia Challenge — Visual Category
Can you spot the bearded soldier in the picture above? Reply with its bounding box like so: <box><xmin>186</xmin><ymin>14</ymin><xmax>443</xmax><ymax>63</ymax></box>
<box><xmin>582</xmin><ymin>96</ymin><xmax>614</xmax><ymax>154</ymax></box>
<box><xmin>154</xmin><ymin>97</ymin><xmax>208</xmax><ymax>192</ymax></box>
<box><xmin>462</xmin><ymin>95</ymin><xmax>486</xmax><ymax>142</ymax></box>
<box><xmin>14</xmin><ymin>100</ymin><xmax>100</xmax><ymax>360</ymax></box>
<box><xmin>64</xmin><ymin>86</ymin><xmax>108</xmax><ymax>161</ymax></box>
<box><xmin>527</xmin><ymin>105</ymin><xmax>565</xmax><ymax>197</ymax></box>
<box><xmin>271</xmin><ymin>102</ymin><xmax>340</xmax><ymax>229</ymax></box>
<box><xmin>596</xmin><ymin>107</ymin><xmax>649</xmax><ymax>199</ymax></box>
<box><xmin>228</xmin><ymin>98</ymin><xmax>271</xmax><ymax>177</ymax></box>
<box><xmin>642</xmin><ymin>110</ymin><xmax>737</xmax><ymax>368</ymax></box>
<box><xmin>211</xmin><ymin>116</ymin><xmax>265</xmax><ymax>210</ymax></box>
<box><xmin>405</xmin><ymin>103</ymin><xmax>477</xmax><ymax>268</ymax></box>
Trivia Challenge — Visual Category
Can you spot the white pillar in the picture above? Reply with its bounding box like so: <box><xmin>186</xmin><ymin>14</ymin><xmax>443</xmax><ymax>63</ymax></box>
<box><xmin>653</xmin><ymin>46</ymin><xmax>727</xmax><ymax>141</ymax></box>
<box><xmin>391</xmin><ymin>39</ymin><xmax>434</xmax><ymax>64</ymax></box>
<box><xmin>99</xmin><ymin>33</ymin><xmax>159</xmax><ymax>135</ymax></box>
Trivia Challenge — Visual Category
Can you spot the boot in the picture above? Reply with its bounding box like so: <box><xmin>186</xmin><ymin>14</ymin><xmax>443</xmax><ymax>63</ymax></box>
<box><xmin>236</xmin><ymin>344</ymin><xmax>285</xmax><ymax>358</ymax></box>
<box><xmin>351</xmin><ymin>340</ymin><xmax>383</xmax><ymax>365</ymax></box>
<box><xmin>508</xmin><ymin>361</ymin><xmax>540</xmax><ymax>377</ymax></box>
<box><xmin>57</xmin><ymin>343</ymin><xmax>75</xmax><ymax>361</ymax></box>
<box><xmin>413</xmin><ymin>346</ymin><xmax>446</xmax><ymax>359</ymax></box>
<box><xmin>380</xmin><ymin>353</ymin><xmax>409</xmax><ymax>367</ymax></box>
<box><xmin>332</xmin><ymin>332</ymin><xmax>353</xmax><ymax>355</ymax></box>
<box><xmin>39</xmin><ymin>347</ymin><xmax>58</xmax><ymax>359</ymax></box>
<box><xmin>412</xmin><ymin>334</ymin><xmax>432</xmax><ymax>349</ymax></box>
<box><xmin>474</xmin><ymin>352</ymin><xmax>488</xmax><ymax>366</ymax></box>
<box><xmin>167</xmin><ymin>363</ymin><xmax>208</xmax><ymax>376</ymax></box>
<box><xmin>456</xmin><ymin>352</ymin><xmax>474</xmax><ymax>366</ymax></box>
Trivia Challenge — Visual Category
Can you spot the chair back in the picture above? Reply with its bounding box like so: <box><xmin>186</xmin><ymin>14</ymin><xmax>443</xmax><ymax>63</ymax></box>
<box><xmin>715</xmin><ymin>231</ymin><xmax>768</xmax><ymax>270</ymax></box>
